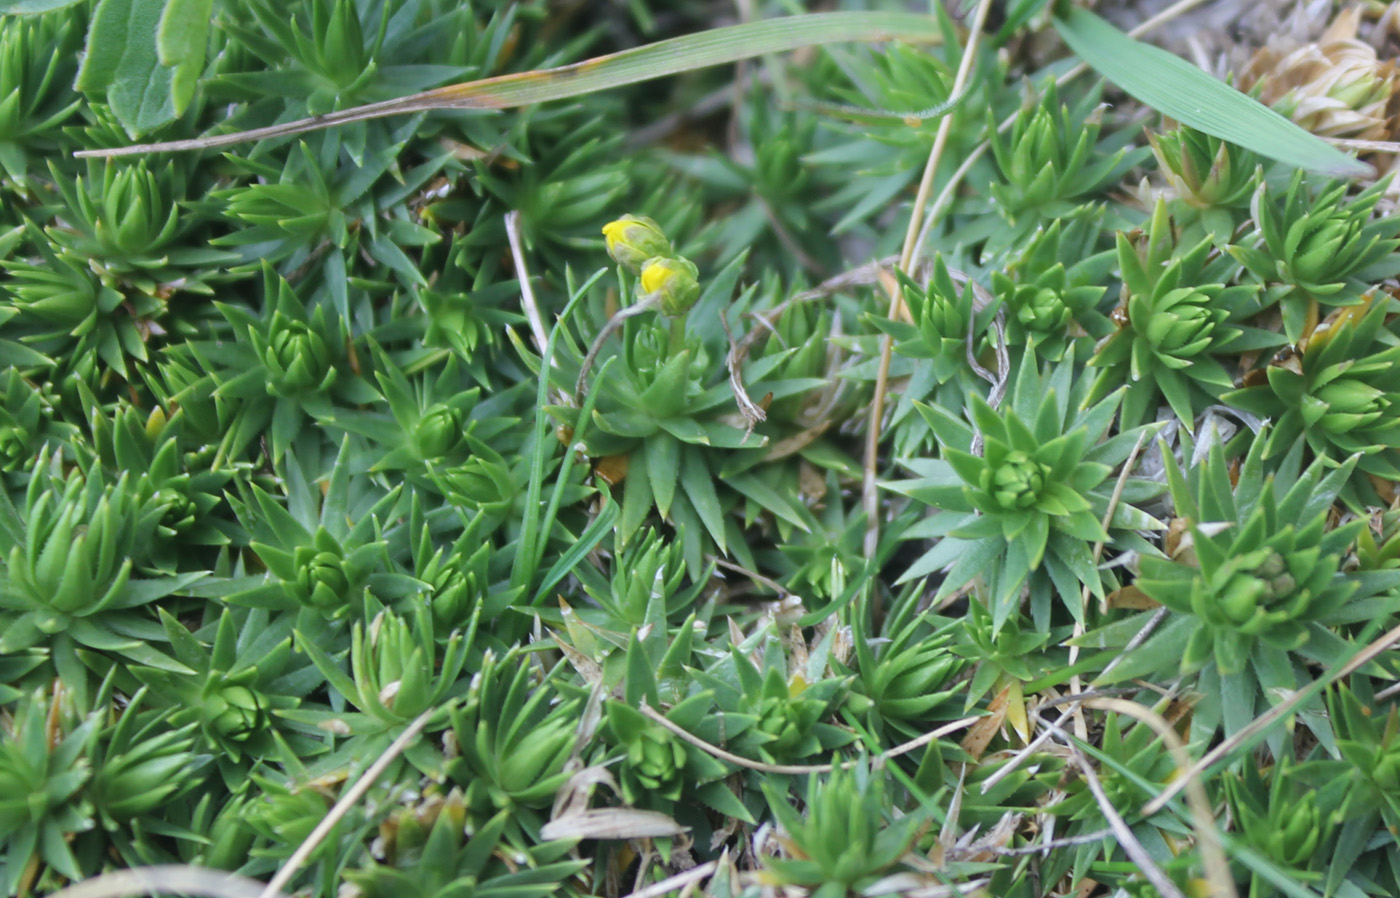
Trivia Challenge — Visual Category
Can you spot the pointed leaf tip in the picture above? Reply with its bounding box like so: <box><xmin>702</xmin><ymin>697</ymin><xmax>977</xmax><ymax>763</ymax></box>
<box><xmin>1053</xmin><ymin>7</ymin><xmax>1373</xmax><ymax>179</ymax></box>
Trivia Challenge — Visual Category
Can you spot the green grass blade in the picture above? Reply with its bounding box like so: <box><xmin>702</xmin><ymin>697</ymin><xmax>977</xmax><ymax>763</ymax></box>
<box><xmin>1052</xmin><ymin>6</ymin><xmax>1372</xmax><ymax>179</ymax></box>
<box><xmin>78</xmin><ymin>12</ymin><xmax>944</xmax><ymax>157</ymax></box>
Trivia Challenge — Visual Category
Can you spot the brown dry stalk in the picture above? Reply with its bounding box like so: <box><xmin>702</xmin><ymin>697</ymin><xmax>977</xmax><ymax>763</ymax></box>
<box><xmin>259</xmin><ymin>710</ymin><xmax>433</xmax><ymax>898</ymax></box>
<box><xmin>1051</xmin><ymin>726</ymin><xmax>1189</xmax><ymax>898</ymax></box>
<box><xmin>45</xmin><ymin>867</ymin><xmax>291</xmax><ymax>898</ymax></box>
<box><xmin>1079</xmin><ymin>697</ymin><xmax>1236</xmax><ymax>898</ymax></box>
<box><xmin>862</xmin><ymin>0</ymin><xmax>995</xmax><ymax>559</ymax></box>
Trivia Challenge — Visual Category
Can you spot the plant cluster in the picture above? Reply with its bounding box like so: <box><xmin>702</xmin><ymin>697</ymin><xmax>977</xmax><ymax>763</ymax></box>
<box><xmin>10</xmin><ymin>1</ymin><xmax>1400</xmax><ymax>898</ymax></box>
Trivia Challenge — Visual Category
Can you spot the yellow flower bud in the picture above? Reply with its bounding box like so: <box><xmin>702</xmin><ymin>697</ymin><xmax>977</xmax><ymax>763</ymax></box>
<box><xmin>602</xmin><ymin>214</ymin><xmax>673</xmax><ymax>272</ymax></box>
<box><xmin>639</xmin><ymin>256</ymin><xmax>701</xmax><ymax>317</ymax></box>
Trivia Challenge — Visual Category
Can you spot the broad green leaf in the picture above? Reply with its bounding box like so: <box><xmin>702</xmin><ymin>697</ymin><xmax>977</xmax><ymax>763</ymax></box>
<box><xmin>79</xmin><ymin>11</ymin><xmax>945</xmax><ymax>156</ymax></box>
<box><xmin>1052</xmin><ymin>7</ymin><xmax>1371</xmax><ymax>179</ymax></box>
<box><xmin>157</xmin><ymin>0</ymin><xmax>213</xmax><ymax>115</ymax></box>
<box><xmin>0</xmin><ymin>0</ymin><xmax>82</xmax><ymax>11</ymax></box>
<box><xmin>75</xmin><ymin>0</ymin><xmax>178</xmax><ymax>137</ymax></box>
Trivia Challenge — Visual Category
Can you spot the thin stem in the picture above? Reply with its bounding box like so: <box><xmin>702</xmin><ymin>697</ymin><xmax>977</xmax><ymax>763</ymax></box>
<box><xmin>862</xmin><ymin>0</ymin><xmax>995</xmax><ymax>559</ymax></box>
<box><xmin>913</xmin><ymin>0</ymin><xmax>1217</xmax><ymax>255</ymax></box>
<box><xmin>505</xmin><ymin>211</ymin><xmax>552</xmax><ymax>363</ymax></box>
<box><xmin>1080</xmin><ymin>697</ymin><xmax>1237</xmax><ymax>898</ymax></box>
<box><xmin>259</xmin><ymin>711</ymin><xmax>433</xmax><ymax>898</ymax></box>
<box><xmin>669</xmin><ymin>315</ymin><xmax>688</xmax><ymax>358</ymax></box>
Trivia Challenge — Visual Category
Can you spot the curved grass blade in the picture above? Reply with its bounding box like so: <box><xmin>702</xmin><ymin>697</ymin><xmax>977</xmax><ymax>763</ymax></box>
<box><xmin>1052</xmin><ymin>6</ymin><xmax>1372</xmax><ymax>179</ymax></box>
<box><xmin>76</xmin><ymin>12</ymin><xmax>943</xmax><ymax>158</ymax></box>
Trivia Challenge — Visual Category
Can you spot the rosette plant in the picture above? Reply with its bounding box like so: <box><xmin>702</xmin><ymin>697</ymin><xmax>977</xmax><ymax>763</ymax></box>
<box><xmin>344</xmin><ymin>794</ymin><xmax>584</xmax><ymax>898</ymax></box>
<box><xmin>842</xmin><ymin>598</ymin><xmax>965</xmax><ymax>741</ymax></box>
<box><xmin>890</xmin><ymin>347</ymin><xmax>1162</xmax><ymax>629</ymax></box>
<box><xmin>404</xmin><ymin>491</ymin><xmax>514</xmax><ymax>635</ymax></box>
<box><xmin>192</xmin><ymin>266</ymin><xmax>379</xmax><ymax>462</ymax></box>
<box><xmin>0</xmin><ymin>688</ymin><xmax>95</xmax><ymax>897</ymax></box>
<box><xmin>807</xmin><ymin>42</ymin><xmax>964</xmax><ymax>233</ymax></box>
<box><xmin>572</xmin><ymin>527</ymin><xmax>701</xmax><ymax>632</ymax></box>
<box><xmin>445</xmin><ymin>651</ymin><xmax>577</xmax><ymax>840</ymax></box>
<box><xmin>1223</xmin><ymin>760</ymin><xmax>1328</xmax><ymax>897</ymax></box>
<box><xmin>761</xmin><ymin>761</ymin><xmax>931</xmax><ymax>898</ymax></box>
<box><xmin>46</xmin><ymin>159</ymin><xmax>233</xmax><ymax>297</ymax></box>
<box><xmin>549</xmin><ymin>218</ymin><xmax>822</xmax><ymax>573</ymax></box>
<box><xmin>550</xmin><ymin>239</ymin><xmax>731</xmax><ymax>567</ymax></box>
<box><xmin>213</xmin><ymin>131</ymin><xmax>445</xmax><ymax>283</ymax></box>
<box><xmin>2</xmin><ymin>224</ymin><xmax>158</xmax><ymax>382</ymax></box>
<box><xmin>289</xmin><ymin>603</ymin><xmax>470</xmax><ymax>750</ymax></box>
<box><xmin>84</xmin><ymin>685</ymin><xmax>204</xmax><ymax>838</ymax></box>
<box><xmin>951</xmin><ymin>597</ymin><xmax>1054</xmax><ymax>707</ymax></box>
<box><xmin>717</xmin><ymin>298</ymin><xmax>858</xmax><ymax>554</ymax></box>
<box><xmin>223</xmin><ymin>0</ymin><xmax>418</xmax><ymax>115</ymax></box>
<box><xmin>81</xmin><ymin>396</ymin><xmax>240</xmax><ymax>571</ymax></box>
<box><xmin>226</xmin><ymin>446</ymin><xmax>419</xmax><ymax>620</ymax></box>
<box><xmin>1224</xmin><ymin>293</ymin><xmax>1400</xmax><ymax>504</ymax></box>
<box><xmin>1356</xmin><ymin>506</ymin><xmax>1400</xmax><ymax>571</ymax></box>
<box><xmin>1051</xmin><ymin>699</ymin><xmax>1178</xmax><ymax>826</ymax></box>
<box><xmin>869</xmin><ymin>258</ymin><xmax>1001</xmax><ymax>457</ymax></box>
<box><xmin>1290</xmin><ymin>683</ymin><xmax>1400</xmax><ymax>858</ymax></box>
<box><xmin>1230</xmin><ymin>171</ymin><xmax>1400</xmax><ymax>343</ymax></box>
<box><xmin>983</xmin><ymin>80</ymin><xmax>1142</xmax><ymax>255</ymax></box>
<box><xmin>1103</xmin><ymin>434</ymin><xmax>1400</xmax><ymax>737</ymax></box>
<box><xmin>603</xmin><ymin>693</ymin><xmax>745</xmax><ymax>822</ymax></box>
<box><xmin>324</xmin><ymin>343</ymin><xmax>518</xmax><ymax>496</ymax></box>
<box><xmin>1323</xmin><ymin>685</ymin><xmax>1400</xmax><ymax>827</ymax></box>
<box><xmin>1089</xmin><ymin>199</ymin><xmax>1279</xmax><ymax>427</ymax></box>
<box><xmin>0</xmin><ymin>367</ymin><xmax>75</xmax><ymax>473</ymax></box>
<box><xmin>409</xmin><ymin>234</ymin><xmax>524</xmax><ymax>382</ymax></box>
<box><xmin>0</xmin><ymin>454</ymin><xmax>204</xmax><ymax>702</ymax></box>
<box><xmin>0</xmin><ymin>12</ymin><xmax>81</xmax><ymax>188</ymax></box>
<box><xmin>132</xmin><ymin>607</ymin><xmax>319</xmax><ymax>777</ymax></box>
<box><xmin>991</xmin><ymin>210</ymin><xmax>1113</xmax><ymax>361</ymax></box>
<box><xmin>691</xmin><ymin>630</ymin><xmax>854</xmax><ymax>767</ymax></box>
<box><xmin>1144</xmin><ymin>124</ymin><xmax>1261</xmax><ymax>240</ymax></box>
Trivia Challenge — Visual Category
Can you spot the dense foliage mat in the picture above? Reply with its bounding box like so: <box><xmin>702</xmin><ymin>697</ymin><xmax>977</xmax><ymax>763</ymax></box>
<box><xmin>9</xmin><ymin>1</ymin><xmax>1400</xmax><ymax>897</ymax></box>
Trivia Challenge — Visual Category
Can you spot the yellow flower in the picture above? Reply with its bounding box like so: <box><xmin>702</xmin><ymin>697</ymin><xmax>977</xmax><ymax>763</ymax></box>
<box><xmin>638</xmin><ymin>256</ymin><xmax>700</xmax><ymax>316</ymax></box>
<box><xmin>601</xmin><ymin>214</ymin><xmax>672</xmax><ymax>271</ymax></box>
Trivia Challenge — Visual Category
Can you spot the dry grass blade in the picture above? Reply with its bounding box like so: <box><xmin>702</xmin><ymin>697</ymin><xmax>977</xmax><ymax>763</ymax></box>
<box><xmin>540</xmin><ymin>807</ymin><xmax>688</xmax><ymax>840</ymax></box>
<box><xmin>719</xmin><ymin>309</ymin><xmax>766</xmax><ymax>435</ymax></box>
<box><xmin>45</xmin><ymin>867</ymin><xmax>291</xmax><ymax>898</ymax></box>
<box><xmin>259</xmin><ymin>710</ymin><xmax>433</xmax><ymax>898</ymax></box>
<box><xmin>1042</xmin><ymin>719</ymin><xmax>1189</xmax><ymax>898</ymax></box>
<box><xmin>992</xmin><ymin>828</ymin><xmax>1114</xmax><ymax>856</ymax></box>
<box><xmin>74</xmin><ymin>14</ymin><xmax>944</xmax><ymax>158</ymax></box>
<box><xmin>863</xmin><ymin>0</ymin><xmax>995</xmax><ymax>559</ymax></box>
<box><xmin>505</xmin><ymin>211</ymin><xmax>551</xmax><ymax>362</ymax></box>
<box><xmin>1080</xmin><ymin>697</ymin><xmax>1236</xmax><ymax>898</ymax></box>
